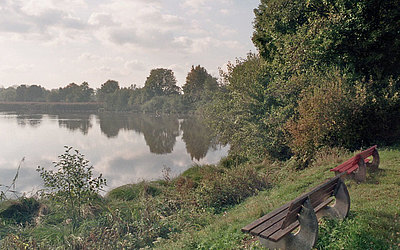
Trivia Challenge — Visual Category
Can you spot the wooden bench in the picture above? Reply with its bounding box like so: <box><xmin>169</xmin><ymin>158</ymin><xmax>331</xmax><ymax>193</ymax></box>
<box><xmin>330</xmin><ymin>145</ymin><xmax>379</xmax><ymax>182</ymax></box>
<box><xmin>242</xmin><ymin>172</ymin><xmax>350</xmax><ymax>249</ymax></box>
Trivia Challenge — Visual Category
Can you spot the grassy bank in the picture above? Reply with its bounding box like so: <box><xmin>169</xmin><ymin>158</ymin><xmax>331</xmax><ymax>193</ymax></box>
<box><xmin>0</xmin><ymin>147</ymin><xmax>399</xmax><ymax>249</ymax></box>
<box><xmin>154</xmin><ymin>147</ymin><xmax>400</xmax><ymax>249</ymax></box>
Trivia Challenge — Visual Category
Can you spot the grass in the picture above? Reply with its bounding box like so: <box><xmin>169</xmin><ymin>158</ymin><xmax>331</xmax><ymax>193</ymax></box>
<box><xmin>154</xmin><ymin>147</ymin><xmax>400</xmax><ymax>249</ymax></box>
<box><xmin>0</xmin><ymin>147</ymin><xmax>398</xmax><ymax>249</ymax></box>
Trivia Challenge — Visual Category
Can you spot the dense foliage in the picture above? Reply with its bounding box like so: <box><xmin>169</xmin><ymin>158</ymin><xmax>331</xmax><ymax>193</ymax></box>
<box><xmin>182</xmin><ymin>65</ymin><xmax>219</xmax><ymax>106</ymax></box>
<box><xmin>205</xmin><ymin>0</ymin><xmax>400</xmax><ymax>166</ymax></box>
<box><xmin>0</xmin><ymin>82</ymin><xmax>95</xmax><ymax>103</ymax></box>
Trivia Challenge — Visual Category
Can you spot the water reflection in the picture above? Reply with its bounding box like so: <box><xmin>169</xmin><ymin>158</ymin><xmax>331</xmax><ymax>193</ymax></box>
<box><xmin>1</xmin><ymin>112</ymin><xmax>228</xmax><ymax>193</ymax></box>
<box><xmin>16</xmin><ymin>114</ymin><xmax>43</xmax><ymax>127</ymax></box>
<box><xmin>97</xmin><ymin>114</ymin><xmax>180</xmax><ymax>154</ymax></box>
<box><xmin>140</xmin><ymin>116</ymin><xmax>180</xmax><ymax>154</ymax></box>
<box><xmin>58</xmin><ymin>113</ymin><xmax>92</xmax><ymax>135</ymax></box>
<box><xmin>10</xmin><ymin>111</ymin><xmax>224</xmax><ymax>161</ymax></box>
<box><xmin>181</xmin><ymin>117</ymin><xmax>217</xmax><ymax>161</ymax></box>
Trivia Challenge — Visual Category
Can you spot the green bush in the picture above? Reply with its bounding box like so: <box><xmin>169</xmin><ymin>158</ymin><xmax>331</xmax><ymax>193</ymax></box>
<box><xmin>180</xmin><ymin>164</ymin><xmax>223</xmax><ymax>185</ymax></box>
<box><xmin>286</xmin><ymin>70</ymin><xmax>361</xmax><ymax>167</ymax></box>
<box><xmin>36</xmin><ymin>146</ymin><xmax>106</xmax><ymax>229</ymax></box>
<box><xmin>107</xmin><ymin>182</ymin><xmax>162</xmax><ymax>201</ymax></box>
<box><xmin>195</xmin><ymin>165</ymin><xmax>269</xmax><ymax>213</ymax></box>
<box><xmin>0</xmin><ymin>197</ymin><xmax>40</xmax><ymax>224</ymax></box>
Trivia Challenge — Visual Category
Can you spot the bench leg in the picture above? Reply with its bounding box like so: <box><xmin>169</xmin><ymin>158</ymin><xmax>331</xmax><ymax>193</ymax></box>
<box><xmin>317</xmin><ymin>179</ymin><xmax>350</xmax><ymax>219</ymax></box>
<box><xmin>258</xmin><ymin>199</ymin><xmax>318</xmax><ymax>250</ymax></box>
<box><xmin>352</xmin><ymin>157</ymin><xmax>366</xmax><ymax>182</ymax></box>
<box><xmin>366</xmin><ymin>149</ymin><xmax>380</xmax><ymax>171</ymax></box>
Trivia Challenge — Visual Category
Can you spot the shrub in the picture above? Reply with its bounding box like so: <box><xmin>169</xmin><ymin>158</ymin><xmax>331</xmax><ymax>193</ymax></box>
<box><xmin>286</xmin><ymin>70</ymin><xmax>362</xmax><ymax>167</ymax></box>
<box><xmin>107</xmin><ymin>182</ymin><xmax>162</xmax><ymax>201</ymax></box>
<box><xmin>36</xmin><ymin>146</ymin><xmax>106</xmax><ymax>229</ymax></box>
<box><xmin>195</xmin><ymin>165</ymin><xmax>269</xmax><ymax>213</ymax></box>
<box><xmin>180</xmin><ymin>164</ymin><xmax>223</xmax><ymax>185</ymax></box>
<box><xmin>0</xmin><ymin>197</ymin><xmax>40</xmax><ymax>224</ymax></box>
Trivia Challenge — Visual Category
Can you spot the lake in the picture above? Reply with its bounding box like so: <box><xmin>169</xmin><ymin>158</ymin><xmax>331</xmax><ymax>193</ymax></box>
<box><xmin>0</xmin><ymin>112</ymin><xmax>228</xmax><ymax>195</ymax></box>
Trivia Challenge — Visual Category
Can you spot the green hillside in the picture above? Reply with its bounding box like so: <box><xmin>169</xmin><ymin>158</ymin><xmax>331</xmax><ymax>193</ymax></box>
<box><xmin>154</xmin><ymin>147</ymin><xmax>400</xmax><ymax>249</ymax></box>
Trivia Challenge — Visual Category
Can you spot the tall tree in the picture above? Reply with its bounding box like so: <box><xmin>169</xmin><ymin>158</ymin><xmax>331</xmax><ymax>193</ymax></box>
<box><xmin>0</xmin><ymin>87</ymin><xmax>16</xmax><ymax>101</ymax></box>
<box><xmin>79</xmin><ymin>82</ymin><xmax>94</xmax><ymax>102</ymax></box>
<box><xmin>253</xmin><ymin>0</ymin><xmax>400</xmax><ymax>84</ymax></box>
<box><xmin>98</xmin><ymin>80</ymin><xmax>120</xmax><ymax>102</ymax></box>
<box><xmin>206</xmin><ymin>0</ymin><xmax>400</xmax><ymax>164</ymax></box>
<box><xmin>183</xmin><ymin>65</ymin><xmax>218</xmax><ymax>103</ymax></box>
<box><xmin>144</xmin><ymin>68</ymin><xmax>180</xmax><ymax>97</ymax></box>
<box><xmin>15</xmin><ymin>84</ymin><xmax>46</xmax><ymax>102</ymax></box>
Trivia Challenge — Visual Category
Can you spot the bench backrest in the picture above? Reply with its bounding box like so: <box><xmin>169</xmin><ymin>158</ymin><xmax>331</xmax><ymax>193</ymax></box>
<box><xmin>358</xmin><ymin>145</ymin><xmax>377</xmax><ymax>159</ymax></box>
<box><xmin>280</xmin><ymin>174</ymin><xmax>343</xmax><ymax>229</ymax></box>
<box><xmin>330</xmin><ymin>145</ymin><xmax>377</xmax><ymax>173</ymax></box>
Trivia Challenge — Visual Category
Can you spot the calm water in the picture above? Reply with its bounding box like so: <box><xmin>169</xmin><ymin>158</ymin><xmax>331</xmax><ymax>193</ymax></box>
<box><xmin>0</xmin><ymin>112</ymin><xmax>228</xmax><ymax>195</ymax></box>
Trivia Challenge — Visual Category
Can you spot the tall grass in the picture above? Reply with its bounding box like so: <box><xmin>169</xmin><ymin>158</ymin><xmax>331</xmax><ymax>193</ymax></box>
<box><xmin>0</xmin><ymin>162</ymin><xmax>269</xmax><ymax>249</ymax></box>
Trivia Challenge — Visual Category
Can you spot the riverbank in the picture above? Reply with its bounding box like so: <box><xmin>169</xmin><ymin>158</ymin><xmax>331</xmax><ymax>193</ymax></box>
<box><xmin>154</xmin><ymin>147</ymin><xmax>400</xmax><ymax>249</ymax></box>
<box><xmin>0</xmin><ymin>147</ymin><xmax>399</xmax><ymax>248</ymax></box>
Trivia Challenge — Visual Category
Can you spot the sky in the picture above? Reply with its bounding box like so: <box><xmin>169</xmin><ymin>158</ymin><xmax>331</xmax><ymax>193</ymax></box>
<box><xmin>0</xmin><ymin>0</ymin><xmax>259</xmax><ymax>89</ymax></box>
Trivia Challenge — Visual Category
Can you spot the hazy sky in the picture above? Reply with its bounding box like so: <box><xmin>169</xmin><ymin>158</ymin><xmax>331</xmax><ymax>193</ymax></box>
<box><xmin>0</xmin><ymin>0</ymin><xmax>259</xmax><ymax>89</ymax></box>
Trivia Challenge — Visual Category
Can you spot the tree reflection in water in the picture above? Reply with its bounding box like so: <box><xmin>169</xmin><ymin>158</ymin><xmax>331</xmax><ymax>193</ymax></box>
<box><xmin>98</xmin><ymin>113</ymin><xmax>180</xmax><ymax>154</ymax></box>
<box><xmin>16</xmin><ymin>114</ymin><xmax>43</xmax><ymax>127</ymax></box>
<box><xmin>12</xmin><ymin>112</ymin><xmax>220</xmax><ymax>161</ymax></box>
<box><xmin>140</xmin><ymin>116</ymin><xmax>180</xmax><ymax>154</ymax></box>
<box><xmin>181</xmin><ymin>117</ymin><xmax>216</xmax><ymax>161</ymax></box>
<box><xmin>58</xmin><ymin>113</ymin><xmax>92</xmax><ymax>135</ymax></box>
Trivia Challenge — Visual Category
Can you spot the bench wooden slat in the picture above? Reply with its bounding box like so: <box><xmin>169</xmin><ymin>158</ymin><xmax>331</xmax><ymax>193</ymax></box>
<box><xmin>311</xmin><ymin>191</ymin><xmax>335</xmax><ymax>210</ymax></box>
<box><xmin>280</xmin><ymin>176</ymin><xmax>341</xmax><ymax>228</ymax></box>
<box><xmin>331</xmin><ymin>145</ymin><xmax>377</xmax><ymax>173</ymax></box>
<box><xmin>268</xmin><ymin>221</ymin><xmax>299</xmax><ymax>242</ymax></box>
<box><xmin>241</xmin><ymin>202</ymin><xmax>290</xmax><ymax>233</ymax></box>
<box><xmin>289</xmin><ymin>175</ymin><xmax>340</xmax><ymax>206</ymax></box>
<box><xmin>259</xmin><ymin>219</ymin><xmax>285</xmax><ymax>240</ymax></box>
<box><xmin>314</xmin><ymin>196</ymin><xmax>335</xmax><ymax>212</ymax></box>
<box><xmin>309</xmin><ymin>182</ymin><xmax>337</xmax><ymax>205</ymax></box>
<box><xmin>269</xmin><ymin>197</ymin><xmax>335</xmax><ymax>242</ymax></box>
<box><xmin>250</xmin><ymin>207</ymin><xmax>289</xmax><ymax>235</ymax></box>
<box><xmin>358</xmin><ymin>145</ymin><xmax>377</xmax><ymax>159</ymax></box>
<box><xmin>281</xmin><ymin>182</ymin><xmax>337</xmax><ymax>228</ymax></box>
<box><xmin>280</xmin><ymin>201</ymin><xmax>305</xmax><ymax>229</ymax></box>
<box><xmin>346</xmin><ymin>163</ymin><xmax>360</xmax><ymax>174</ymax></box>
<box><xmin>331</xmin><ymin>156</ymin><xmax>359</xmax><ymax>172</ymax></box>
<box><xmin>243</xmin><ymin>173</ymin><xmax>347</xmax><ymax>244</ymax></box>
<box><xmin>332</xmin><ymin>161</ymin><xmax>353</xmax><ymax>172</ymax></box>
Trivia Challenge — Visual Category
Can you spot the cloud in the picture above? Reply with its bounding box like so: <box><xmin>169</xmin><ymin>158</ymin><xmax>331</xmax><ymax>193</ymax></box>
<box><xmin>173</xmin><ymin>36</ymin><xmax>193</xmax><ymax>48</ymax></box>
<box><xmin>0</xmin><ymin>0</ymin><xmax>86</xmax><ymax>39</ymax></box>
<box><xmin>88</xmin><ymin>12</ymin><xmax>117</xmax><ymax>27</ymax></box>
<box><xmin>182</xmin><ymin>0</ymin><xmax>233</xmax><ymax>13</ymax></box>
<box><xmin>0</xmin><ymin>64</ymin><xmax>35</xmax><ymax>73</ymax></box>
<box><xmin>220</xmin><ymin>9</ymin><xmax>230</xmax><ymax>15</ymax></box>
<box><xmin>90</xmin><ymin>1</ymin><xmax>185</xmax><ymax>50</ymax></box>
<box><xmin>0</xmin><ymin>0</ymin><xmax>258</xmax><ymax>88</ymax></box>
<box><xmin>124</xmin><ymin>60</ymin><xmax>145</xmax><ymax>71</ymax></box>
<box><xmin>109</xmin><ymin>28</ymin><xmax>139</xmax><ymax>45</ymax></box>
<box><xmin>215</xmin><ymin>24</ymin><xmax>238</xmax><ymax>37</ymax></box>
<box><xmin>78</xmin><ymin>53</ymin><xmax>100</xmax><ymax>62</ymax></box>
<box><xmin>182</xmin><ymin>0</ymin><xmax>207</xmax><ymax>9</ymax></box>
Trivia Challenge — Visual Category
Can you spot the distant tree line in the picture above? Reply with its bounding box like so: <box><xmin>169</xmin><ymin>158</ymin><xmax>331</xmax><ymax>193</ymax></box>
<box><xmin>0</xmin><ymin>66</ymin><xmax>219</xmax><ymax>114</ymax></box>
<box><xmin>0</xmin><ymin>82</ymin><xmax>95</xmax><ymax>103</ymax></box>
